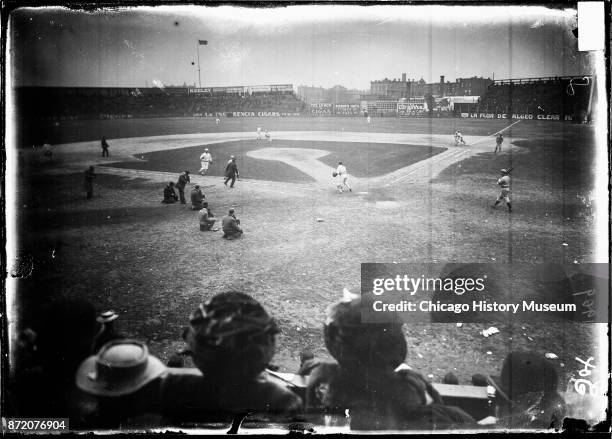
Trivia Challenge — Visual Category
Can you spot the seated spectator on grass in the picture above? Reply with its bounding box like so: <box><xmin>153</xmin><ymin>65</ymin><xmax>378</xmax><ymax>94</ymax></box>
<box><xmin>162</xmin><ymin>182</ymin><xmax>178</xmax><ymax>204</ymax></box>
<box><xmin>191</xmin><ymin>185</ymin><xmax>205</xmax><ymax>210</ymax></box>
<box><xmin>305</xmin><ymin>292</ymin><xmax>475</xmax><ymax>430</ymax></box>
<box><xmin>160</xmin><ymin>292</ymin><xmax>302</xmax><ymax>423</ymax></box>
<box><xmin>91</xmin><ymin>310</ymin><xmax>124</xmax><ymax>354</ymax></box>
<box><xmin>75</xmin><ymin>339</ymin><xmax>167</xmax><ymax>429</ymax></box>
<box><xmin>199</xmin><ymin>202</ymin><xmax>217</xmax><ymax>231</ymax></box>
<box><xmin>487</xmin><ymin>351</ymin><xmax>566</xmax><ymax>429</ymax></box>
<box><xmin>222</xmin><ymin>208</ymin><xmax>243</xmax><ymax>239</ymax></box>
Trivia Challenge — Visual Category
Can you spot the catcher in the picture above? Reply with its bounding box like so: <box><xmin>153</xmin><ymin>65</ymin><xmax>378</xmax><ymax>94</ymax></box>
<box><xmin>492</xmin><ymin>168</ymin><xmax>512</xmax><ymax>212</ymax></box>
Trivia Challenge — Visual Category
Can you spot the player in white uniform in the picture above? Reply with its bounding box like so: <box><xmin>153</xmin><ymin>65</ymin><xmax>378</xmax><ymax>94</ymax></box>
<box><xmin>264</xmin><ymin>130</ymin><xmax>271</xmax><ymax>143</ymax></box>
<box><xmin>454</xmin><ymin>129</ymin><xmax>466</xmax><ymax>145</ymax></box>
<box><xmin>199</xmin><ymin>148</ymin><xmax>213</xmax><ymax>175</ymax></box>
<box><xmin>215</xmin><ymin>117</ymin><xmax>220</xmax><ymax>125</ymax></box>
<box><xmin>491</xmin><ymin>169</ymin><xmax>512</xmax><ymax>212</ymax></box>
<box><xmin>367</xmin><ymin>115</ymin><xmax>371</xmax><ymax>124</ymax></box>
<box><xmin>335</xmin><ymin>161</ymin><xmax>352</xmax><ymax>193</ymax></box>
<box><xmin>257</xmin><ymin>127</ymin><xmax>262</xmax><ymax>140</ymax></box>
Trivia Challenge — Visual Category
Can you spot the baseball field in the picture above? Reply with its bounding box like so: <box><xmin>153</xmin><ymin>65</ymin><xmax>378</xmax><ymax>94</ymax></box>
<box><xmin>11</xmin><ymin>116</ymin><xmax>602</xmax><ymax>411</ymax></box>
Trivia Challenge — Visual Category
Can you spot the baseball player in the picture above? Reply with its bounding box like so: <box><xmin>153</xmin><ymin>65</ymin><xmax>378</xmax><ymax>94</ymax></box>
<box><xmin>199</xmin><ymin>148</ymin><xmax>213</xmax><ymax>175</ymax></box>
<box><xmin>494</xmin><ymin>133</ymin><xmax>504</xmax><ymax>154</ymax></box>
<box><xmin>335</xmin><ymin>161</ymin><xmax>352</xmax><ymax>193</ymax></box>
<box><xmin>215</xmin><ymin>117</ymin><xmax>220</xmax><ymax>126</ymax></box>
<box><xmin>454</xmin><ymin>129</ymin><xmax>466</xmax><ymax>145</ymax></box>
<box><xmin>256</xmin><ymin>127</ymin><xmax>262</xmax><ymax>140</ymax></box>
<box><xmin>264</xmin><ymin>130</ymin><xmax>271</xmax><ymax>143</ymax></box>
<box><xmin>367</xmin><ymin>115</ymin><xmax>371</xmax><ymax>124</ymax></box>
<box><xmin>492</xmin><ymin>169</ymin><xmax>512</xmax><ymax>212</ymax></box>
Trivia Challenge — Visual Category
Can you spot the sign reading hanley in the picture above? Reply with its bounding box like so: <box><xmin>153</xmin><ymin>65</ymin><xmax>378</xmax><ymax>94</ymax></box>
<box><xmin>360</xmin><ymin>263</ymin><xmax>608</xmax><ymax>324</ymax></box>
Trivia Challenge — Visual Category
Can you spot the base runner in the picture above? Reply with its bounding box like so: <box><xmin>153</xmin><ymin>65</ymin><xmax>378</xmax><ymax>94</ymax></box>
<box><xmin>199</xmin><ymin>148</ymin><xmax>213</xmax><ymax>175</ymax></box>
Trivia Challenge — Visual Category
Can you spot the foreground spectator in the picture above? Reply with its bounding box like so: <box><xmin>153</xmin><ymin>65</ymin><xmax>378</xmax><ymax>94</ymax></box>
<box><xmin>75</xmin><ymin>339</ymin><xmax>166</xmax><ymax>429</ymax></box>
<box><xmin>160</xmin><ymin>292</ymin><xmax>302</xmax><ymax>423</ymax></box>
<box><xmin>305</xmin><ymin>293</ymin><xmax>475</xmax><ymax>430</ymax></box>
<box><xmin>91</xmin><ymin>310</ymin><xmax>124</xmax><ymax>354</ymax></box>
<box><xmin>9</xmin><ymin>298</ymin><xmax>100</xmax><ymax>420</ymax></box>
<box><xmin>84</xmin><ymin>166</ymin><xmax>96</xmax><ymax>200</ymax></box>
<box><xmin>487</xmin><ymin>351</ymin><xmax>566</xmax><ymax>429</ymax></box>
<box><xmin>222</xmin><ymin>208</ymin><xmax>243</xmax><ymax>239</ymax></box>
<box><xmin>190</xmin><ymin>185</ymin><xmax>205</xmax><ymax>210</ymax></box>
<box><xmin>162</xmin><ymin>182</ymin><xmax>178</xmax><ymax>204</ymax></box>
<box><xmin>199</xmin><ymin>202</ymin><xmax>216</xmax><ymax>231</ymax></box>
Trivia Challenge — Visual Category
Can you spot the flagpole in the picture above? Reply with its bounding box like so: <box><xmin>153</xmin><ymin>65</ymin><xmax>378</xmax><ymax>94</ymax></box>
<box><xmin>196</xmin><ymin>41</ymin><xmax>202</xmax><ymax>88</ymax></box>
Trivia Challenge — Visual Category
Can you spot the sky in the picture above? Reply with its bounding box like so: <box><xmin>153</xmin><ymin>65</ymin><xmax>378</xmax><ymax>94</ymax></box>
<box><xmin>8</xmin><ymin>5</ymin><xmax>592</xmax><ymax>90</ymax></box>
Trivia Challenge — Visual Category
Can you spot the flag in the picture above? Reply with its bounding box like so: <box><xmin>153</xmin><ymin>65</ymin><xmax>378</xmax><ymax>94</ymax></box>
<box><xmin>199</xmin><ymin>40</ymin><xmax>208</xmax><ymax>45</ymax></box>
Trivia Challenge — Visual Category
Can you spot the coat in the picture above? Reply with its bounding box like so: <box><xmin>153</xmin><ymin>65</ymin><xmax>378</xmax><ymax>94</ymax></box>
<box><xmin>225</xmin><ymin>161</ymin><xmax>238</xmax><ymax>178</ymax></box>
<box><xmin>222</xmin><ymin>215</ymin><xmax>242</xmax><ymax>235</ymax></box>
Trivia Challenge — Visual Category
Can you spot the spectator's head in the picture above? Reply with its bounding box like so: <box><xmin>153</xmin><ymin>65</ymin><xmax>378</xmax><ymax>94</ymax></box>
<box><xmin>75</xmin><ymin>339</ymin><xmax>166</xmax><ymax>427</ymax></box>
<box><xmin>338</xmin><ymin>161</ymin><xmax>343</xmax><ymax>165</ymax></box>
<box><xmin>443</xmin><ymin>372</ymin><xmax>459</xmax><ymax>385</ymax></box>
<box><xmin>324</xmin><ymin>293</ymin><xmax>406</xmax><ymax>371</ymax></box>
<box><xmin>202</xmin><ymin>202</ymin><xmax>209</xmax><ymax>208</ymax></box>
<box><xmin>36</xmin><ymin>298</ymin><xmax>100</xmax><ymax>380</ymax></box>
<box><xmin>184</xmin><ymin>170</ymin><xmax>190</xmax><ymax>175</ymax></box>
<box><xmin>471</xmin><ymin>373</ymin><xmax>489</xmax><ymax>387</ymax></box>
<box><xmin>493</xmin><ymin>351</ymin><xmax>560</xmax><ymax>403</ymax></box>
<box><xmin>194</xmin><ymin>185</ymin><xmax>200</xmax><ymax>190</ymax></box>
<box><xmin>89</xmin><ymin>166</ymin><xmax>94</xmax><ymax>171</ymax></box>
<box><xmin>169</xmin><ymin>181</ymin><xmax>174</xmax><ymax>187</ymax></box>
<box><xmin>204</xmin><ymin>148</ymin><xmax>209</xmax><ymax>152</ymax></box>
<box><xmin>229</xmin><ymin>208</ymin><xmax>235</xmax><ymax>215</ymax></box>
<box><xmin>183</xmin><ymin>292</ymin><xmax>278</xmax><ymax>380</ymax></box>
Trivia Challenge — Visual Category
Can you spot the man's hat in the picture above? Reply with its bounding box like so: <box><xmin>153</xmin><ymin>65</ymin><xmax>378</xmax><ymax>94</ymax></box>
<box><xmin>229</xmin><ymin>208</ymin><xmax>235</xmax><ymax>214</ymax></box>
<box><xmin>230</xmin><ymin>155</ymin><xmax>235</xmax><ymax>159</ymax></box>
<box><xmin>500</xmin><ymin>169</ymin><xmax>509</xmax><ymax>174</ymax></box>
<box><xmin>76</xmin><ymin>339</ymin><xmax>166</xmax><ymax>397</ymax></box>
<box><xmin>324</xmin><ymin>292</ymin><xmax>406</xmax><ymax>369</ymax></box>
<box><xmin>204</xmin><ymin>148</ymin><xmax>209</xmax><ymax>151</ymax></box>
<box><xmin>97</xmin><ymin>310</ymin><xmax>118</xmax><ymax>324</ymax></box>
<box><xmin>194</xmin><ymin>185</ymin><xmax>200</xmax><ymax>189</ymax></box>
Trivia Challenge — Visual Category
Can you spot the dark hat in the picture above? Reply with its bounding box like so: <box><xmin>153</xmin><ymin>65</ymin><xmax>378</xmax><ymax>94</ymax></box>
<box><xmin>183</xmin><ymin>292</ymin><xmax>278</xmax><ymax>375</ymax></box>
<box><xmin>202</xmin><ymin>202</ymin><xmax>209</xmax><ymax>208</ymax></box>
<box><xmin>184</xmin><ymin>170</ymin><xmax>190</xmax><ymax>174</ymax></box>
<box><xmin>76</xmin><ymin>339</ymin><xmax>166</xmax><ymax>397</ymax></box>
<box><xmin>194</xmin><ymin>185</ymin><xmax>200</xmax><ymax>189</ymax></box>
<box><xmin>488</xmin><ymin>351</ymin><xmax>560</xmax><ymax>404</ymax></box>
<box><xmin>324</xmin><ymin>293</ymin><xmax>406</xmax><ymax>369</ymax></box>
<box><xmin>229</xmin><ymin>208</ymin><xmax>235</xmax><ymax>214</ymax></box>
<box><xmin>97</xmin><ymin>310</ymin><xmax>119</xmax><ymax>324</ymax></box>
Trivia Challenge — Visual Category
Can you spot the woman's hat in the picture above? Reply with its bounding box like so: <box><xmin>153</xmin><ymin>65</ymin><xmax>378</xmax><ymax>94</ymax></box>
<box><xmin>76</xmin><ymin>339</ymin><xmax>166</xmax><ymax>397</ymax></box>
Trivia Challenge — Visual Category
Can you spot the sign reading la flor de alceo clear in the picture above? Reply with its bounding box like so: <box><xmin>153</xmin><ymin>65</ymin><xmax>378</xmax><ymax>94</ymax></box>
<box><xmin>360</xmin><ymin>263</ymin><xmax>608</xmax><ymax>324</ymax></box>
